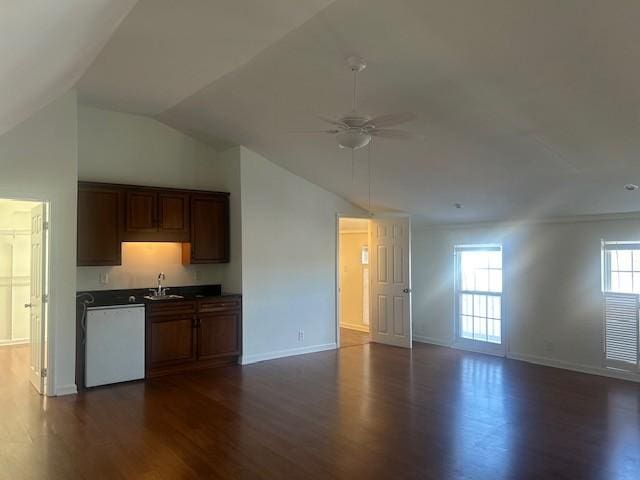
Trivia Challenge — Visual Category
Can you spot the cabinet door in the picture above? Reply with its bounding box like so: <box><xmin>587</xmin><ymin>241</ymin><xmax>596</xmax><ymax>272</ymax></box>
<box><xmin>158</xmin><ymin>192</ymin><xmax>189</xmax><ymax>240</ymax></box>
<box><xmin>197</xmin><ymin>312</ymin><xmax>240</xmax><ymax>360</ymax></box>
<box><xmin>77</xmin><ymin>184</ymin><xmax>122</xmax><ymax>266</ymax></box>
<box><xmin>188</xmin><ymin>195</ymin><xmax>229</xmax><ymax>263</ymax></box>
<box><xmin>126</xmin><ymin>189</ymin><xmax>157</xmax><ymax>233</ymax></box>
<box><xmin>149</xmin><ymin>316</ymin><xmax>197</xmax><ymax>368</ymax></box>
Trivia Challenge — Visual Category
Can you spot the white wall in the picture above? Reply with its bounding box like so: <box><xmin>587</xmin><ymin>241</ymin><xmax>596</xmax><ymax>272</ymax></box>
<box><xmin>412</xmin><ymin>216</ymin><xmax>640</xmax><ymax>380</ymax></box>
<box><xmin>219</xmin><ymin>147</ymin><xmax>242</xmax><ymax>293</ymax></box>
<box><xmin>239</xmin><ymin>147</ymin><xmax>365</xmax><ymax>363</ymax></box>
<box><xmin>76</xmin><ymin>105</ymin><xmax>237</xmax><ymax>292</ymax></box>
<box><xmin>0</xmin><ymin>91</ymin><xmax>78</xmax><ymax>395</ymax></box>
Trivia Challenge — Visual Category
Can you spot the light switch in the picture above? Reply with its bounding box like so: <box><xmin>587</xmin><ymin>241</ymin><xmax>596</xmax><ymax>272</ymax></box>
<box><xmin>99</xmin><ymin>272</ymin><xmax>109</xmax><ymax>285</ymax></box>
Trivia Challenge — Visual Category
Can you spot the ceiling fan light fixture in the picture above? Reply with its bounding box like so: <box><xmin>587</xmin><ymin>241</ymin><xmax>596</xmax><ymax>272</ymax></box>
<box><xmin>337</xmin><ymin>130</ymin><xmax>371</xmax><ymax>150</ymax></box>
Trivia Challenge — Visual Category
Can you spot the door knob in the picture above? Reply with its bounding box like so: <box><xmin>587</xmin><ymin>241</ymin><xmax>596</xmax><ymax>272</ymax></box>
<box><xmin>24</xmin><ymin>303</ymin><xmax>32</xmax><ymax>308</ymax></box>
<box><xmin>402</xmin><ymin>288</ymin><xmax>411</xmax><ymax>294</ymax></box>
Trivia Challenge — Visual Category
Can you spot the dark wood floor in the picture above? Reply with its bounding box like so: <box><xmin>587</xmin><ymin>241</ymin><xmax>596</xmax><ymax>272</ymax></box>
<box><xmin>339</xmin><ymin>326</ymin><xmax>370</xmax><ymax>347</ymax></box>
<box><xmin>1</xmin><ymin>343</ymin><xmax>640</xmax><ymax>479</ymax></box>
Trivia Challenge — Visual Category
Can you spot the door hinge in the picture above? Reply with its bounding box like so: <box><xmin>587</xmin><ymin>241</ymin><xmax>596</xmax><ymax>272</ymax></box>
<box><xmin>41</xmin><ymin>368</ymin><xmax>47</xmax><ymax>378</ymax></box>
<box><xmin>43</xmin><ymin>221</ymin><xmax>49</xmax><ymax>230</ymax></box>
<box><xmin>43</xmin><ymin>294</ymin><xmax>49</xmax><ymax>303</ymax></box>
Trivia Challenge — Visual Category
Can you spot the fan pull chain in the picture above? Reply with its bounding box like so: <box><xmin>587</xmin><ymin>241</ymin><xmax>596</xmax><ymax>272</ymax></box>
<box><xmin>367</xmin><ymin>140</ymin><xmax>372</xmax><ymax>213</ymax></box>
<box><xmin>352</xmin><ymin>70</ymin><xmax>357</xmax><ymax>111</ymax></box>
<box><xmin>351</xmin><ymin>148</ymin><xmax>355</xmax><ymax>184</ymax></box>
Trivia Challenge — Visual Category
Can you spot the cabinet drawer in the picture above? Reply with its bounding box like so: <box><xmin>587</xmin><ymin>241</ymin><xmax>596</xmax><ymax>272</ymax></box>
<box><xmin>198</xmin><ymin>298</ymin><xmax>241</xmax><ymax>313</ymax></box>
<box><xmin>148</xmin><ymin>301</ymin><xmax>196</xmax><ymax>318</ymax></box>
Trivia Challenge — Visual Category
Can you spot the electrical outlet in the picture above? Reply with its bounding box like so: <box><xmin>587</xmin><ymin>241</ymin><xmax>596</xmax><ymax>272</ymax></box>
<box><xmin>544</xmin><ymin>340</ymin><xmax>554</xmax><ymax>354</ymax></box>
<box><xmin>99</xmin><ymin>272</ymin><xmax>109</xmax><ymax>285</ymax></box>
<box><xmin>297</xmin><ymin>330</ymin><xmax>304</xmax><ymax>342</ymax></box>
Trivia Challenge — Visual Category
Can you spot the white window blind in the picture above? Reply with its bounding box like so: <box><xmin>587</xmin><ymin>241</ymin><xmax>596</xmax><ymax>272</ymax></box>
<box><xmin>603</xmin><ymin>292</ymin><xmax>639</xmax><ymax>371</ymax></box>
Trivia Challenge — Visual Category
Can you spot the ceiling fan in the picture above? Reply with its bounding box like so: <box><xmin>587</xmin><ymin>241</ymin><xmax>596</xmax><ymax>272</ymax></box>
<box><xmin>303</xmin><ymin>56</ymin><xmax>422</xmax><ymax>150</ymax></box>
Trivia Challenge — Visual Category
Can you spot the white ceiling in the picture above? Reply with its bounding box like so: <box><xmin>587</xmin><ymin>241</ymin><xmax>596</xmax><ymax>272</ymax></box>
<box><xmin>77</xmin><ymin>0</ymin><xmax>335</xmax><ymax>115</ymax></box>
<box><xmin>0</xmin><ymin>0</ymin><xmax>137</xmax><ymax>136</ymax></box>
<box><xmin>77</xmin><ymin>0</ymin><xmax>640</xmax><ymax>223</ymax></box>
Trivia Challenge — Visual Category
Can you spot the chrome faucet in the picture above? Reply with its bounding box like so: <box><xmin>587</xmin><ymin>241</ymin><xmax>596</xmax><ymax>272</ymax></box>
<box><xmin>149</xmin><ymin>272</ymin><xmax>168</xmax><ymax>297</ymax></box>
<box><xmin>157</xmin><ymin>272</ymin><xmax>166</xmax><ymax>296</ymax></box>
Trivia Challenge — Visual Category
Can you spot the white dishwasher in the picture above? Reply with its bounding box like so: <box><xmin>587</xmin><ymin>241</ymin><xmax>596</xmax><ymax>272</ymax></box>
<box><xmin>85</xmin><ymin>304</ymin><xmax>145</xmax><ymax>387</ymax></box>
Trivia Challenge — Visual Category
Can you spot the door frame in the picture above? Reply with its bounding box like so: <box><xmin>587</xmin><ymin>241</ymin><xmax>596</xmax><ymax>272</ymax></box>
<box><xmin>0</xmin><ymin>193</ymin><xmax>52</xmax><ymax>395</ymax></box>
<box><xmin>335</xmin><ymin>213</ymin><xmax>372</xmax><ymax>348</ymax></box>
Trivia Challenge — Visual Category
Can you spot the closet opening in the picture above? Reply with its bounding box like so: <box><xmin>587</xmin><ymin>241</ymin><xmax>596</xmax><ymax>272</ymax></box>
<box><xmin>0</xmin><ymin>198</ymin><xmax>49</xmax><ymax>394</ymax></box>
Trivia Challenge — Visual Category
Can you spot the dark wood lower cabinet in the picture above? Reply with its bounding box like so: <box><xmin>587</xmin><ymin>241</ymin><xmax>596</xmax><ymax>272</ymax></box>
<box><xmin>198</xmin><ymin>312</ymin><xmax>241</xmax><ymax>360</ymax></box>
<box><xmin>146</xmin><ymin>296</ymin><xmax>241</xmax><ymax>378</ymax></box>
<box><xmin>150</xmin><ymin>317</ymin><xmax>196</xmax><ymax>367</ymax></box>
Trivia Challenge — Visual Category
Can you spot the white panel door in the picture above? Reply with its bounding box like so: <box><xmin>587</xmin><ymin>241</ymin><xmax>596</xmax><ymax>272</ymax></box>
<box><xmin>28</xmin><ymin>203</ymin><xmax>47</xmax><ymax>394</ymax></box>
<box><xmin>370</xmin><ymin>216</ymin><xmax>412</xmax><ymax>348</ymax></box>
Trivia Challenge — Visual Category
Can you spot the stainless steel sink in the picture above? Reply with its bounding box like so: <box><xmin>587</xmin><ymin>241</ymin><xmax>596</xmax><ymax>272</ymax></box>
<box><xmin>144</xmin><ymin>294</ymin><xmax>185</xmax><ymax>301</ymax></box>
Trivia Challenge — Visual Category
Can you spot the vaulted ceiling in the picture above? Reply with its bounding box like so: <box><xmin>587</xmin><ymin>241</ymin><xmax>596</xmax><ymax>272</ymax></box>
<box><xmin>72</xmin><ymin>1</ymin><xmax>640</xmax><ymax>222</ymax></box>
<box><xmin>0</xmin><ymin>0</ymin><xmax>137</xmax><ymax>136</ymax></box>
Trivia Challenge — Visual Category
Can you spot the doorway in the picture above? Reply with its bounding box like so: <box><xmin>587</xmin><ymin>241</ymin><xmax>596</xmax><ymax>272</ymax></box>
<box><xmin>0</xmin><ymin>198</ymin><xmax>49</xmax><ymax>394</ymax></box>
<box><xmin>338</xmin><ymin>217</ymin><xmax>371</xmax><ymax>348</ymax></box>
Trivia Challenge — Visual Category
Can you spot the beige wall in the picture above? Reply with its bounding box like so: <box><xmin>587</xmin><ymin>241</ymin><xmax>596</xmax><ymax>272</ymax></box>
<box><xmin>76</xmin><ymin>105</ymin><xmax>236</xmax><ymax>292</ymax></box>
<box><xmin>339</xmin><ymin>232</ymin><xmax>369</xmax><ymax>331</ymax></box>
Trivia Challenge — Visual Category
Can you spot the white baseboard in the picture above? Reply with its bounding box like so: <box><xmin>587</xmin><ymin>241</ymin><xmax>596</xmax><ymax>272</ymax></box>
<box><xmin>412</xmin><ymin>335</ymin><xmax>640</xmax><ymax>384</ymax></box>
<box><xmin>0</xmin><ymin>339</ymin><xmax>29</xmax><ymax>346</ymax></box>
<box><xmin>340</xmin><ymin>323</ymin><xmax>370</xmax><ymax>333</ymax></box>
<box><xmin>506</xmin><ymin>352</ymin><xmax>640</xmax><ymax>384</ymax></box>
<box><xmin>412</xmin><ymin>335</ymin><xmax>452</xmax><ymax>347</ymax></box>
<box><xmin>240</xmin><ymin>343</ymin><xmax>337</xmax><ymax>365</ymax></box>
<box><xmin>53</xmin><ymin>384</ymin><xmax>78</xmax><ymax>396</ymax></box>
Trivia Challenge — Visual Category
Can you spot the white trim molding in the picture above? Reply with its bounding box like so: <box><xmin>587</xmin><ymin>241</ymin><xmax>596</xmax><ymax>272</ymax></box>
<box><xmin>413</xmin><ymin>335</ymin><xmax>640</xmax><ymax>383</ymax></box>
<box><xmin>413</xmin><ymin>335</ymin><xmax>452</xmax><ymax>347</ymax></box>
<box><xmin>54</xmin><ymin>384</ymin><xmax>78</xmax><ymax>396</ymax></box>
<box><xmin>240</xmin><ymin>343</ymin><xmax>337</xmax><ymax>365</ymax></box>
<box><xmin>340</xmin><ymin>323</ymin><xmax>370</xmax><ymax>333</ymax></box>
<box><xmin>506</xmin><ymin>352</ymin><xmax>640</xmax><ymax>384</ymax></box>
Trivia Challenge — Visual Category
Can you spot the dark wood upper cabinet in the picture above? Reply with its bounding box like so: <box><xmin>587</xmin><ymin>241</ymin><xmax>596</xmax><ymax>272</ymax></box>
<box><xmin>125</xmin><ymin>189</ymin><xmax>157</xmax><ymax>233</ymax></box>
<box><xmin>77</xmin><ymin>182</ymin><xmax>229</xmax><ymax>265</ymax></box>
<box><xmin>186</xmin><ymin>194</ymin><xmax>229</xmax><ymax>264</ymax></box>
<box><xmin>77</xmin><ymin>183</ymin><xmax>122</xmax><ymax>266</ymax></box>
<box><xmin>158</xmin><ymin>192</ymin><xmax>189</xmax><ymax>238</ymax></box>
<box><xmin>124</xmin><ymin>189</ymin><xmax>190</xmax><ymax>242</ymax></box>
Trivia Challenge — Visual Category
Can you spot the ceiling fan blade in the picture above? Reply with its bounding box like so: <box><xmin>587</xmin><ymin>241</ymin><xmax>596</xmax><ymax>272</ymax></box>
<box><xmin>316</xmin><ymin>114</ymin><xmax>347</xmax><ymax>128</ymax></box>
<box><xmin>370</xmin><ymin>129</ymin><xmax>424</xmax><ymax>140</ymax></box>
<box><xmin>365</xmin><ymin>112</ymin><xmax>416</xmax><ymax>128</ymax></box>
<box><xmin>283</xmin><ymin>129</ymin><xmax>339</xmax><ymax>134</ymax></box>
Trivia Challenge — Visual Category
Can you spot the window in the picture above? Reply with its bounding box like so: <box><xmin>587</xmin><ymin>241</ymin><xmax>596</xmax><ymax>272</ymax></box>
<box><xmin>455</xmin><ymin>245</ymin><xmax>503</xmax><ymax>346</ymax></box>
<box><xmin>602</xmin><ymin>241</ymin><xmax>640</xmax><ymax>372</ymax></box>
<box><xmin>603</xmin><ymin>242</ymin><xmax>640</xmax><ymax>293</ymax></box>
<box><xmin>361</xmin><ymin>245</ymin><xmax>369</xmax><ymax>265</ymax></box>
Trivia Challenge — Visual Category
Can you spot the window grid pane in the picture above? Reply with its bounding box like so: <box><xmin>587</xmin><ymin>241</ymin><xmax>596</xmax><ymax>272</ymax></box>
<box><xmin>607</xmin><ymin>248</ymin><xmax>640</xmax><ymax>294</ymax></box>
<box><xmin>457</xmin><ymin>247</ymin><xmax>502</xmax><ymax>346</ymax></box>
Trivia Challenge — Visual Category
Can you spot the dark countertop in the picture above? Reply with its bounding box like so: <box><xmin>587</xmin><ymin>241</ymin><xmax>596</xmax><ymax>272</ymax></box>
<box><xmin>76</xmin><ymin>284</ymin><xmax>240</xmax><ymax>308</ymax></box>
